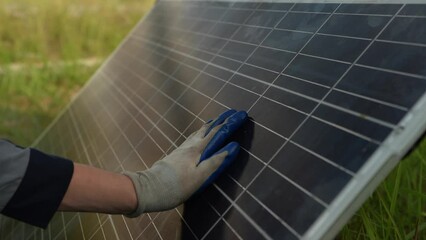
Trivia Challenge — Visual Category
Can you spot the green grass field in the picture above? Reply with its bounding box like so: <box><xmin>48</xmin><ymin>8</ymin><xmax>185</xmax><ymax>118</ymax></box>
<box><xmin>0</xmin><ymin>0</ymin><xmax>154</xmax><ymax>145</ymax></box>
<box><xmin>0</xmin><ymin>0</ymin><xmax>424</xmax><ymax>238</ymax></box>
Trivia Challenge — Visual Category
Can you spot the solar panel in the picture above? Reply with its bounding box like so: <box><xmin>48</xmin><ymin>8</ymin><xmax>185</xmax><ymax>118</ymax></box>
<box><xmin>1</xmin><ymin>1</ymin><xmax>426</xmax><ymax>239</ymax></box>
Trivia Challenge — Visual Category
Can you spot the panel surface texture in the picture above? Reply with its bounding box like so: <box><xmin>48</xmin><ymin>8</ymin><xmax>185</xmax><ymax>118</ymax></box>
<box><xmin>1</xmin><ymin>1</ymin><xmax>426</xmax><ymax>240</ymax></box>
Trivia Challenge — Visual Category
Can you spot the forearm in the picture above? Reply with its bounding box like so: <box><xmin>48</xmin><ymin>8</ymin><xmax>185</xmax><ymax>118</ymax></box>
<box><xmin>58</xmin><ymin>163</ymin><xmax>137</xmax><ymax>215</ymax></box>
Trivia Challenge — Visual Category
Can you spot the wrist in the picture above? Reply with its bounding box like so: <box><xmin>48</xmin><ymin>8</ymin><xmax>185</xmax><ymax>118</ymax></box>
<box><xmin>122</xmin><ymin>171</ymin><xmax>147</xmax><ymax>217</ymax></box>
<box><xmin>121</xmin><ymin>174</ymin><xmax>138</xmax><ymax>215</ymax></box>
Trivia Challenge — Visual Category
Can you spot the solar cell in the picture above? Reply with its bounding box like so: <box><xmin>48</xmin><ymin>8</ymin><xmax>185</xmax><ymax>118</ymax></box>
<box><xmin>1</xmin><ymin>1</ymin><xmax>426</xmax><ymax>240</ymax></box>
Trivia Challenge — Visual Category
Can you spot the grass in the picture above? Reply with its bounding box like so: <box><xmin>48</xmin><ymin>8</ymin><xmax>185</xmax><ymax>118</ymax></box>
<box><xmin>0</xmin><ymin>0</ymin><xmax>155</xmax><ymax>145</ymax></box>
<box><xmin>0</xmin><ymin>64</ymin><xmax>96</xmax><ymax>145</ymax></box>
<box><xmin>0</xmin><ymin>0</ymin><xmax>154</xmax><ymax>64</ymax></box>
<box><xmin>339</xmin><ymin>137</ymin><xmax>426</xmax><ymax>239</ymax></box>
<box><xmin>0</xmin><ymin>0</ymin><xmax>425</xmax><ymax>239</ymax></box>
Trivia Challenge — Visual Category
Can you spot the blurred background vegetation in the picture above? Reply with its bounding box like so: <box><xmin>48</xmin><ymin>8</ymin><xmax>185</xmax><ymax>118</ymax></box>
<box><xmin>0</xmin><ymin>0</ymin><xmax>154</xmax><ymax>145</ymax></box>
<box><xmin>0</xmin><ymin>0</ymin><xmax>424</xmax><ymax>239</ymax></box>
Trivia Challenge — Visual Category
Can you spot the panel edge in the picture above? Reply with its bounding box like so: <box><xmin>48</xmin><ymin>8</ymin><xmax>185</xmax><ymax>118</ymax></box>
<box><xmin>304</xmin><ymin>91</ymin><xmax>426</xmax><ymax>240</ymax></box>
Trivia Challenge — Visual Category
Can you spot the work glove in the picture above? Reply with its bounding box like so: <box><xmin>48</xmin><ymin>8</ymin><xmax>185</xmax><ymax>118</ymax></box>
<box><xmin>123</xmin><ymin>109</ymin><xmax>248</xmax><ymax>217</ymax></box>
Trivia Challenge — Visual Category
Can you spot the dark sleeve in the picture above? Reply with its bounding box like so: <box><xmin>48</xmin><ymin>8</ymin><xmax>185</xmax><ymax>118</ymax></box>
<box><xmin>1</xmin><ymin>148</ymin><xmax>74</xmax><ymax>229</ymax></box>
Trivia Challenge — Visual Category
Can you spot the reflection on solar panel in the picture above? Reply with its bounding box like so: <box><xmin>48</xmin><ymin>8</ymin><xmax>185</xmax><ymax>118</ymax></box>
<box><xmin>1</xmin><ymin>1</ymin><xmax>426</xmax><ymax>239</ymax></box>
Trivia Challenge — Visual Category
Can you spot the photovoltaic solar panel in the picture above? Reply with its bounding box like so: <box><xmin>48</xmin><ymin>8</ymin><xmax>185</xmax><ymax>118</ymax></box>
<box><xmin>1</xmin><ymin>1</ymin><xmax>426</xmax><ymax>239</ymax></box>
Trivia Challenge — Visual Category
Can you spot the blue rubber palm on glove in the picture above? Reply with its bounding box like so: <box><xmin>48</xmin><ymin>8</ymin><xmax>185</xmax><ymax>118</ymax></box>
<box><xmin>196</xmin><ymin>109</ymin><xmax>248</xmax><ymax>194</ymax></box>
<box><xmin>123</xmin><ymin>109</ymin><xmax>248</xmax><ymax>217</ymax></box>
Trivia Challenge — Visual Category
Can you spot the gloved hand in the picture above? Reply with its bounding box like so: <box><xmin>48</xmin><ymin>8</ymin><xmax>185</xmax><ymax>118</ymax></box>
<box><xmin>123</xmin><ymin>109</ymin><xmax>248</xmax><ymax>217</ymax></box>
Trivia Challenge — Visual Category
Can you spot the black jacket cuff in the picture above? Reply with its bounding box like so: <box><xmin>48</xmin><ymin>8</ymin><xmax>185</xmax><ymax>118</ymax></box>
<box><xmin>1</xmin><ymin>149</ymin><xmax>74</xmax><ymax>228</ymax></box>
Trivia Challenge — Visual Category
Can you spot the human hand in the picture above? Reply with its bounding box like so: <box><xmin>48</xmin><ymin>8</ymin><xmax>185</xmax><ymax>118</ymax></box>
<box><xmin>123</xmin><ymin>109</ymin><xmax>248</xmax><ymax>217</ymax></box>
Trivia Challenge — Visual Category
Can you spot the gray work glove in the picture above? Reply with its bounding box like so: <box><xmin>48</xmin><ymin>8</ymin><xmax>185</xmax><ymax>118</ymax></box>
<box><xmin>123</xmin><ymin>109</ymin><xmax>247</xmax><ymax>217</ymax></box>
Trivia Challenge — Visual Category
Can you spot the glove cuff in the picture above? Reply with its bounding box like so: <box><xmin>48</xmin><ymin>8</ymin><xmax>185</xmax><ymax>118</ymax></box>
<box><xmin>122</xmin><ymin>171</ymin><xmax>146</xmax><ymax>218</ymax></box>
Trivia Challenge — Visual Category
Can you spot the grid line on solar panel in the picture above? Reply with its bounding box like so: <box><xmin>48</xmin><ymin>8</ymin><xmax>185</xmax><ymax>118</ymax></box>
<box><xmin>110</xmin><ymin>48</ymin><xmax>219</xmax><ymax>147</ymax></box>
<box><xmin>71</xmin><ymin>95</ymin><xmax>138</xmax><ymax>161</ymax></box>
<box><xmin>119</xmin><ymin>41</ymin><xmax>215</xmax><ymax>101</ymax></box>
<box><xmin>174</xmin><ymin>33</ymin><xmax>416</xmax><ymax>122</ymax></box>
<box><xmin>139</xmin><ymin>27</ymin><xmax>426</xmax><ymax>93</ymax></box>
<box><xmin>118</xmin><ymin>44</ymin><xmax>262</xmax><ymax>124</ymax></box>
<box><xmin>69</xmin><ymin>115</ymin><xmax>99</xmax><ymax>168</ymax></box>
<box><xmin>132</xmin><ymin>21</ymin><xmax>422</xmax><ymax>113</ymax></box>
<box><xmin>204</xmin><ymin>1</ymin><xmax>420</xmax><ymax>237</ymax></box>
<box><xmin>331</xmin><ymin>87</ymin><xmax>407</xmax><ymax>112</ymax></box>
<box><xmin>398</xmin><ymin>4</ymin><xmax>426</xmax><ymax>16</ymax></box>
<box><xmin>114</xmin><ymin>37</ymin><xmax>382</xmax><ymax>174</ymax></box>
<box><xmin>110</xmin><ymin>64</ymin><xmax>201</xmax><ymax>129</ymax></box>
<box><xmin>89</xmin><ymin>82</ymin><xmax>171</xmax><ymax>161</ymax></box>
<box><xmin>71</xmin><ymin>117</ymin><xmax>104</xmax><ymax>168</ymax></box>
<box><xmin>102</xmin><ymin>78</ymin><xmax>178</xmax><ymax>157</ymax></box>
<box><xmin>149</xmin><ymin>6</ymin><xmax>422</xmax><ymax>39</ymax></box>
<box><xmin>71</xmin><ymin>94</ymin><xmax>179</xmax><ymax>240</ymax></box>
<box><xmin>377</xmin><ymin>38</ymin><xmax>426</xmax><ymax>50</ymax></box>
<box><xmin>379</xmin><ymin>17</ymin><xmax>426</xmax><ymax>45</ymax></box>
<box><xmin>130</xmin><ymin>35</ymin><xmax>400</xmax><ymax>136</ymax></box>
<box><xmin>148</xmin><ymin>44</ymin><xmax>308</xmax><ymax>240</ymax></box>
<box><xmin>97</xmin><ymin>31</ymin><xmax>360</xmax><ymax>240</ymax></box>
<box><xmin>208</xmin><ymin>5</ymin><xmax>349</xmax><ymax>237</ymax></box>
<box><xmin>68</xmin><ymin>111</ymin><xmax>94</xmax><ymax>164</ymax></box>
<box><xmin>209</xmin><ymin>187</ymin><xmax>276</xmax><ymax>240</ymax></box>
<box><xmin>246</xmin><ymin>174</ymin><xmax>320</xmax><ymax>237</ymax></box>
<box><xmin>106</xmin><ymin>89</ymin><xmax>178</xmax><ymax>154</ymax></box>
<box><xmin>100</xmin><ymin>64</ymin><xmax>274</xmax><ymax>177</ymax></box>
<box><xmin>154</xmin><ymin>2</ymin><xmax>413</xmax><ymax>18</ymax></box>
<box><xmin>221</xmin><ymin>133</ymin><xmax>344</xmax><ymax>212</ymax></box>
<box><xmin>263</xmin><ymin>3</ymin><xmax>401</xmax><ymax>171</ymax></box>
<box><xmin>354</xmin><ymin>61</ymin><xmax>426</xmax><ymax>80</ymax></box>
<box><xmin>100</xmin><ymin>56</ymin><xmax>256</xmax><ymax>238</ymax></box>
<box><xmin>110</xmin><ymin>61</ymin><xmax>196</xmax><ymax>128</ymax></box>
<box><xmin>142</xmin><ymin>7</ymin><xmax>426</xmax><ymax>71</ymax></box>
<box><xmin>105</xmin><ymin>38</ymin><xmax>392</xmax><ymax>197</ymax></box>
